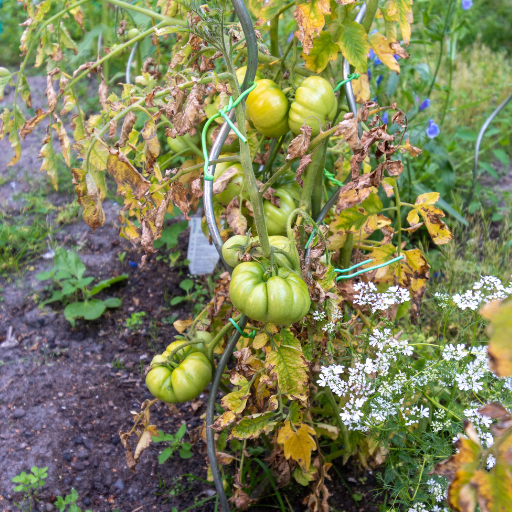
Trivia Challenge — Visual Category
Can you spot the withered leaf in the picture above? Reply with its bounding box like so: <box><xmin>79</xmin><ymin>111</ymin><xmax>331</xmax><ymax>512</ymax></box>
<box><xmin>287</xmin><ymin>125</ymin><xmax>312</xmax><ymax>160</ymax></box>
<box><xmin>296</xmin><ymin>154</ymin><xmax>313</xmax><ymax>187</ymax></box>
<box><xmin>334</xmin><ymin>113</ymin><xmax>359</xmax><ymax>151</ymax></box>
<box><xmin>45</xmin><ymin>75</ymin><xmax>58</xmax><ymax>112</ymax></box>
<box><xmin>226</xmin><ymin>197</ymin><xmax>247</xmax><ymax>235</ymax></box>
<box><xmin>387</xmin><ymin>160</ymin><xmax>404</xmax><ymax>176</ymax></box>
<box><xmin>20</xmin><ymin>108</ymin><xmax>48</xmax><ymax>140</ymax></box>
<box><xmin>170</xmin><ymin>181</ymin><xmax>191</xmax><ymax>220</ymax></box>
<box><xmin>142</xmin><ymin>119</ymin><xmax>160</xmax><ymax>174</ymax></box>
<box><xmin>98</xmin><ymin>74</ymin><xmax>108</xmax><ymax>111</ymax></box>
<box><xmin>107</xmin><ymin>148</ymin><xmax>150</xmax><ymax>199</ymax></box>
<box><xmin>212</xmin><ymin>166</ymin><xmax>240</xmax><ymax>195</ymax></box>
<box><xmin>118</xmin><ymin>111</ymin><xmax>137</xmax><ymax>147</ymax></box>
<box><xmin>191</xmin><ymin>178</ymin><xmax>203</xmax><ymax>198</ymax></box>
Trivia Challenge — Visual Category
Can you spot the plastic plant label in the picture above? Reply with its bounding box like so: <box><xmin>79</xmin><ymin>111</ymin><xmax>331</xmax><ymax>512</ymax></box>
<box><xmin>187</xmin><ymin>217</ymin><xmax>220</xmax><ymax>275</ymax></box>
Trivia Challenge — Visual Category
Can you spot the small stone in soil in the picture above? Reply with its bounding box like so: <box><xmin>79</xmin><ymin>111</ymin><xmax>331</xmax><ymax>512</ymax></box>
<box><xmin>74</xmin><ymin>436</ymin><xmax>83</xmax><ymax>444</ymax></box>
<box><xmin>113</xmin><ymin>478</ymin><xmax>124</xmax><ymax>491</ymax></box>
<box><xmin>77</xmin><ymin>449</ymin><xmax>89</xmax><ymax>459</ymax></box>
<box><xmin>83</xmin><ymin>498</ymin><xmax>91</xmax><ymax>506</ymax></box>
<box><xmin>83</xmin><ymin>437</ymin><xmax>93</xmax><ymax>450</ymax></box>
<box><xmin>71</xmin><ymin>462</ymin><xmax>85</xmax><ymax>471</ymax></box>
<box><xmin>111</xmin><ymin>436</ymin><xmax>120</xmax><ymax>445</ymax></box>
<box><xmin>63</xmin><ymin>477</ymin><xmax>73</xmax><ymax>485</ymax></box>
<box><xmin>24</xmin><ymin>431</ymin><xmax>32</xmax><ymax>437</ymax></box>
<box><xmin>12</xmin><ymin>409</ymin><xmax>26</xmax><ymax>419</ymax></box>
<box><xmin>62</xmin><ymin>452</ymin><xmax>71</xmax><ymax>461</ymax></box>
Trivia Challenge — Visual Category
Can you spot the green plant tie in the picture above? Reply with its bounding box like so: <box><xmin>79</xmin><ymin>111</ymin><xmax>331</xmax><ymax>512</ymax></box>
<box><xmin>203</xmin><ymin>82</ymin><xmax>258</xmax><ymax>181</ymax></box>
<box><xmin>229</xmin><ymin>318</ymin><xmax>256</xmax><ymax>339</ymax></box>
<box><xmin>335</xmin><ymin>254</ymin><xmax>405</xmax><ymax>280</ymax></box>
<box><xmin>323</xmin><ymin>168</ymin><xmax>344</xmax><ymax>187</ymax></box>
<box><xmin>333</xmin><ymin>73</ymin><xmax>360</xmax><ymax>93</ymax></box>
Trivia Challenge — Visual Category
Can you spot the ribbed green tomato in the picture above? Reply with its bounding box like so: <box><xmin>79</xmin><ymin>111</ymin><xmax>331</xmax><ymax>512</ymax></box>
<box><xmin>206</xmin><ymin>125</ymin><xmax>240</xmax><ymax>153</ymax></box>
<box><xmin>213</xmin><ymin>156</ymin><xmax>245</xmax><ymax>206</ymax></box>
<box><xmin>167</xmin><ymin>131</ymin><xmax>201</xmax><ymax>156</ymax></box>
<box><xmin>222</xmin><ymin>235</ymin><xmax>249</xmax><ymax>267</ymax></box>
<box><xmin>263</xmin><ymin>189</ymin><xmax>298</xmax><ymax>236</ymax></box>
<box><xmin>236</xmin><ymin>66</ymin><xmax>264</xmax><ymax>85</ymax></box>
<box><xmin>246</xmin><ymin>79</ymin><xmax>290</xmax><ymax>138</ymax></box>
<box><xmin>229</xmin><ymin>262</ymin><xmax>310</xmax><ymax>325</ymax></box>
<box><xmin>288</xmin><ymin>76</ymin><xmax>337</xmax><ymax>136</ymax></box>
<box><xmin>146</xmin><ymin>342</ymin><xmax>212</xmax><ymax>403</ymax></box>
<box><xmin>252</xmin><ymin>235</ymin><xmax>301</xmax><ymax>273</ymax></box>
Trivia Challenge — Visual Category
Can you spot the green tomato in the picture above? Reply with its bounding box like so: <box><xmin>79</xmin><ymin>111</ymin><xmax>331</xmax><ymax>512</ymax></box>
<box><xmin>127</xmin><ymin>28</ymin><xmax>141</xmax><ymax>40</ymax></box>
<box><xmin>263</xmin><ymin>187</ymin><xmax>299</xmax><ymax>236</ymax></box>
<box><xmin>229</xmin><ymin>261</ymin><xmax>311</xmax><ymax>325</ymax></box>
<box><xmin>167</xmin><ymin>131</ymin><xmax>201</xmax><ymax>156</ymax></box>
<box><xmin>246</xmin><ymin>79</ymin><xmax>290</xmax><ymax>138</ymax></box>
<box><xmin>235</xmin><ymin>66</ymin><xmax>264</xmax><ymax>86</ymax></box>
<box><xmin>206</xmin><ymin>124</ymin><xmax>240</xmax><ymax>153</ymax></box>
<box><xmin>146</xmin><ymin>343</ymin><xmax>212</xmax><ymax>403</ymax></box>
<box><xmin>222</xmin><ymin>235</ymin><xmax>249</xmax><ymax>267</ymax></box>
<box><xmin>288</xmin><ymin>76</ymin><xmax>337</xmax><ymax>137</ymax></box>
<box><xmin>252</xmin><ymin>235</ymin><xmax>301</xmax><ymax>273</ymax></box>
<box><xmin>193</xmin><ymin>331</ymin><xmax>213</xmax><ymax>351</ymax></box>
<box><xmin>213</xmin><ymin>156</ymin><xmax>245</xmax><ymax>206</ymax></box>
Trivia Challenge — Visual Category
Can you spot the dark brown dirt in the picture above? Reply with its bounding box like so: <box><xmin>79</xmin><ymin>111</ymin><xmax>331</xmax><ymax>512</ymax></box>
<box><xmin>0</xmin><ymin>77</ymin><xmax>381</xmax><ymax>512</ymax></box>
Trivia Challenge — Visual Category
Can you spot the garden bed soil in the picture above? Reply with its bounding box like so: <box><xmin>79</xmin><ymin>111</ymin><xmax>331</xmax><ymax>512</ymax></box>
<box><xmin>0</xmin><ymin>76</ymin><xmax>382</xmax><ymax>512</ymax></box>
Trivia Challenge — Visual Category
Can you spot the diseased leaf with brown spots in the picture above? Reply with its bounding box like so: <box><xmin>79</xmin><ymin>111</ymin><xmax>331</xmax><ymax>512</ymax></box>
<box><xmin>167</xmin><ymin>83</ymin><xmax>206</xmax><ymax>138</ymax></box>
<box><xmin>52</xmin><ymin>115</ymin><xmax>70</xmax><ymax>166</ymax></box>
<box><xmin>225</xmin><ymin>197</ymin><xmax>247</xmax><ymax>235</ymax></box>
<box><xmin>107</xmin><ymin>148</ymin><xmax>150</xmax><ymax>199</ymax></box>
<box><xmin>98</xmin><ymin>74</ymin><xmax>108</xmax><ymax>111</ymax></box>
<box><xmin>293</xmin><ymin>0</ymin><xmax>331</xmax><ymax>55</ymax></box>
<box><xmin>71</xmin><ymin>167</ymin><xmax>105</xmax><ymax>231</ymax></box>
<box><xmin>296</xmin><ymin>154</ymin><xmax>313</xmax><ymax>187</ymax></box>
<box><xmin>142</xmin><ymin>119</ymin><xmax>160</xmax><ymax>174</ymax></box>
<box><xmin>415</xmin><ymin>205</ymin><xmax>453</xmax><ymax>245</ymax></box>
<box><xmin>277</xmin><ymin>422</ymin><xmax>317</xmax><ymax>472</ymax></box>
<box><xmin>400</xmin><ymin>138</ymin><xmax>422</xmax><ymax>156</ymax></box>
<box><xmin>352</xmin><ymin>71</ymin><xmax>370</xmax><ymax>103</ymax></box>
<box><xmin>118</xmin><ymin>111</ymin><xmax>137</xmax><ymax>147</ymax></box>
<box><xmin>170</xmin><ymin>181</ymin><xmax>191</xmax><ymax>220</ymax></box>
<box><xmin>334</xmin><ymin>113</ymin><xmax>359</xmax><ymax>150</ymax></box>
<box><xmin>38</xmin><ymin>137</ymin><xmax>58</xmax><ymax>189</ymax></box>
<box><xmin>303</xmin><ymin>31</ymin><xmax>339</xmax><ymax>73</ymax></box>
<box><xmin>20</xmin><ymin>109</ymin><xmax>48</xmax><ymax>140</ymax></box>
<box><xmin>212</xmin><ymin>166</ymin><xmax>241</xmax><ymax>195</ymax></box>
<box><xmin>287</xmin><ymin>125</ymin><xmax>312</xmax><ymax>160</ymax></box>
<box><xmin>8</xmin><ymin>128</ymin><xmax>21</xmax><ymax>167</ymax></box>
<box><xmin>221</xmin><ymin>373</ymin><xmax>251</xmax><ymax>414</ymax></box>
<box><xmin>387</xmin><ymin>160</ymin><xmax>404</xmax><ymax>176</ymax></box>
<box><xmin>387</xmin><ymin>0</ymin><xmax>414</xmax><ymax>45</ymax></box>
<box><xmin>230</xmin><ymin>412</ymin><xmax>275</xmax><ymax>440</ymax></box>
<box><xmin>369</xmin><ymin>32</ymin><xmax>400</xmax><ymax>73</ymax></box>
<box><xmin>45</xmin><ymin>74</ymin><xmax>57</xmax><ymax>112</ymax></box>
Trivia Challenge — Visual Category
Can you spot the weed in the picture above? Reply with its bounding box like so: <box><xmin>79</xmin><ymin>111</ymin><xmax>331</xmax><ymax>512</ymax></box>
<box><xmin>125</xmin><ymin>311</ymin><xmax>146</xmax><ymax>331</ymax></box>
<box><xmin>117</xmin><ymin>251</ymin><xmax>127</xmax><ymax>264</ymax></box>
<box><xmin>170</xmin><ymin>278</ymin><xmax>209</xmax><ymax>316</ymax></box>
<box><xmin>112</xmin><ymin>357</ymin><xmax>126</xmax><ymax>371</ymax></box>
<box><xmin>36</xmin><ymin>249</ymin><xmax>127</xmax><ymax>326</ymax></box>
<box><xmin>152</xmin><ymin>424</ymin><xmax>193</xmax><ymax>464</ymax></box>
<box><xmin>11</xmin><ymin>466</ymin><xmax>47</xmax><ymax>512</ymax></box>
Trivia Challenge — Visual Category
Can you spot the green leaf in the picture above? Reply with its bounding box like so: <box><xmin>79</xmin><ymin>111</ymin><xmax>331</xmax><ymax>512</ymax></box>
<box><xmin>493</xmin><ymin>148</ymin><xmax>510</xmax><ymax>167</ymax></box>
<box><xmin>231</xmin><ymin>412</ymin><xmax>275</xmax><ymax>440</ymax></box>
<box><xmin>75</xmin><ymin>277</ymin><xmax>95</xmax><ymax>288</ymax></box>
<box><xmin>55</xmin><ymin>250</ymin><xmax>86</xmax><ymax>279</ymax></box>
<box><xmin>103</xmin><ymin>297</ymin><xmax>122</xmax><ymax>308</ymax></box>
<box><xmin>303</xmin><ymin>31</ymin><xmax>339</xmax><ymax>73</ymax></box>
<box><xmin>170</xmin><ymin>296</ymin><xmax>185</xmax><ymax>305</ymax></box>
<box><xmin>179</xmin><ymin>279</ymin><xmax>194</xmax><ymax>293</ymax></box>
<box><xmin>64</xmin><ymin>299</ymin><xmax>106</xmax><ymax>324</ymax></box>
<box><xmin>89</xmin><ymin>274</ymin><xmax>128</xmax><ymax>296</ymax></box>
<box><xmin>337</xmin><ymin>22</ymin><xmax>369</xmax><ymax>73</ymax></box>
<box><xmin>158</xmin><ymin>447</ymin><xmax>174</xmax><ymax>464</ymax></box>
<box><xmin>360</xmin><ymin>192</ymin><xmax>383</xmax><ymax>214</ymax></box>
<box><xmin>153</xmin><ymin>221</ymin><xmax>188</xmax><ymax>250</ymax></box>
<box><xmin>479</xmin><ymin>161</ymin><xmax>498</xmax><ymax>179</ymax></box>
<box><xmin>179</xmin><ymin>447</ymin><xmax>192</xmax><ymax>459</ymax></box>
<box><xmin>176</xmin><ymin>424</ymin><xmax>187</xmax><ymax>439</ymax></box>
<box><xmin>35</xmin><ymin>270</ymin><xmax>54</xmax><ymax>281</ymax></box>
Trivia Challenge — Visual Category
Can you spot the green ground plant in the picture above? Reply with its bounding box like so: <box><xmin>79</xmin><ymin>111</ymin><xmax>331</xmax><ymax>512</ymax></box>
<box><xmin>152</xmin><ymin>424</ymin><xmax>193</xmax><ymax>463</ymax></box>
<box><xmin>125</xmin><ymin>310</ymin><xmax>146</xmax><ymax>330</ymax></box>
<box><xmin>36</xmin><ymin>249</ymin><xmax>127</xmax><ymax>326</ymax></box>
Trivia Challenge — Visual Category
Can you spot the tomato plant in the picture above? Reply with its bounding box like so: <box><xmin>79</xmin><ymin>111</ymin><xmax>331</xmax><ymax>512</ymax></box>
<box><xmin>8</xmin><ymin>0</ymin><xmax>511</xmax><ymax>511</ymax></box>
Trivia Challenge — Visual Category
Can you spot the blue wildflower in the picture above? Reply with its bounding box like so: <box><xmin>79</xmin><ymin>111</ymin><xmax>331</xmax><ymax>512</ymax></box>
<box><xmin>419</xmin><ymin>98</ymin><xmax>431</xmax><ymax>112</ymax></box>
<box><xmin>367</xmin><ymin>69</ymin><xmax>371</xmax><ymax>81</ymax></box>
<box><xmin>129</xmin><ymin>260</ymin><xmax>137</xmax><ymax>269</ymax></box>
<box><xmin>376</xmin><ymin>75</ymin><xmax>383</xmax><ymax>86</ymax></box>
<box><xmin>426</xmin><ymin>119</ymin><xmax>440</xmax><ymax>139</ymax></box>
<box><xmin>382</xmin><ymin>112</ymin><xmax>389</xmax><ymax>124</ymax></box>
<box><xmin>368</xmin><ymin>48</ymin><xmax>376</xmax><ymax>60</ymax></box>
<box><xmin>394</xmin><ymin>54</ymin><xmax>400</xmax><ymax>60</ymax></box>
<box><xmin>461</xmin><ymin>0</ymin><xmax>472</xmax><ymax>9</ymax></box>
<box><xmin>287</xmin><ymin>32</ymin><xmax>294</xmax><ymax>43</ymax></box>
<box><xmin>374</xmin><ymin>56</ymin><xmax>382</xmax><ymax>66</ymax></box>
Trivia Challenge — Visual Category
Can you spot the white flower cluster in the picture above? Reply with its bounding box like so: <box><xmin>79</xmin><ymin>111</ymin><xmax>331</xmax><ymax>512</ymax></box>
<box><xmin>453</xmin><ymin>346</ymin><xmax>489</xmax><ymax>393</ymax></box>
<box><xmin>433</xmin><ymin>292</ymin><xmax>450</xmax><ymax>309</ymax></box>
<box><xmin>353</xmin><ymin>282</ymin><xmax>411</xmax><ymax>314</ymax></box>
<box><xmin>452</xmin><ymin>276</ymin><xmax>512</xmax><ymax>311</ymax></box>
<box><xmin>314</xmin><ymin>307</ymin><xmax>344</xmax><ymax>335</ymax></box>
<box><xmin>318</xmin><ymin>328</ymin><xmax>414</xmax><ymax>430</ymax></box>
<box><xmin>463</xmin><ymin>406</ymin><xmax>493</xmax><ymax>448</ymax></box>
<box><xmin>407</xmin><ymin>504</ymin><xmax>429</xmax><ymax>512</ymax></box>
<box><xmin>426</xmin><ymin>478</ymin><xmax>447</xmax><ymax>502</ymax></box>
<box><xmin>442</xmin><ymin>343</ymin><xmax>467</xmax><ymax>361</ymax></box>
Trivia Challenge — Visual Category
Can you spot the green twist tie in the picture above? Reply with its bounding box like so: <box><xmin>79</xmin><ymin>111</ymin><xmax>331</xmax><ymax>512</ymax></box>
<box><xmin>203</xmin><ymin>82</ymin><xmax>258</xmax><ymax>181</ymax></box>
<box><xmin>229</xmin><ymin>318</ymin><xmax>256</xmax><ymax>339</ymax></box>
<box><xmin>333</xmin><ymin>73</ymin><xmax>361</xmax><ymax>93</ymax></box>
<box><xmin>324</xmin><ymin>168</ymin><xmax>344</xmax><ymax>187</ymax></box>
<box><xmin>335</xmin><ymin>254</ymin><xmax>404</xmax><ymax>280</ymax></box>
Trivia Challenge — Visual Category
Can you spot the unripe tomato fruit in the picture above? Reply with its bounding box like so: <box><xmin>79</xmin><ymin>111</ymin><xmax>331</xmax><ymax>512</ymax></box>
<box><xmin>127</xmin><ymin>28</ymin><xmax>141</xmax><ymax>40</ymax></box>
<box><xmin>235</xmin><ymin>66</ymin><xmax>264</xmax><ymax>86</ymax></box>
<box><xmin>222</xmin><ymin>235</ymin><xmax>248</xmax><ymax>267</ymax></box>
<box><xmin>212</xmin><ymin>155</ymin><xmax>245</xmax><ymax>206</ymax></box>
<box><xmin>146</xmin><ymin>341</ymin><xmax>212</xmax><ymax>403</ymax></box>
<box><xmin>288</xmin><ymin>76</ymin><xmax>337</xmax><ymax>137</ymax></box>
<box><xmin>229</xmin><ymin>261</ymin><xmax>310</xmax><ymax>325</ymax></box>
<box><xmin>167</xmin><ymin>131</ymin><xmax>201</xmax><ymax>156</ymax></box>
<box><xmin>246</xmin><ymin>79</ymin><xmax>290</xmax><ymax>138</ymax></box>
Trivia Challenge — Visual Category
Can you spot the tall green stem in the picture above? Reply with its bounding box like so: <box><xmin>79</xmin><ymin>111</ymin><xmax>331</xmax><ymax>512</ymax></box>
<box><xmin>101</xmin><ymin>2</ymin><xmax>110</xmax><ymax>82</ymax></box>
<box><xmin>104</xmin><ymin>0</ymin><xmax>187</xmax><ymax>26</ymax></box>
<box><xmin>340</xmin><ymin>233</ymin><xmax>354</xmax><ymax>269</ymax></box>
<box><xmin>325</xmin><ymin>387</ymin><xmax>351</xmax><ymax>453</ymax></box>
<box><xmin>270</xmin><ymin>16</ymin><xmax>280</xmax><ymax>57</ymax></box>
<box><xmin>393</xmin><ymin>180</ymin><xmax>402</xmax><ymax>257</ymax></box>
<box><xmin>311</xmin><ymin>142</ymin><xmax>327</xmax><ymax>219</ymax></box>
<box><xmin>300</xmin><ymin>141</ymin><xmax>326</xmax><ymax>214</ymax></box>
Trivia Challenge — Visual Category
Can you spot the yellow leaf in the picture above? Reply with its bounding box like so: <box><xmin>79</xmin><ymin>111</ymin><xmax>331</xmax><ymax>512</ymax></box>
<box><xmin>173</xmin><ymin>318</ymin><xmax>193</xmax><ymax>333</ymax></box>
<box><xmin>107</xmin><ymin>148</ymin><xmax>151</xmax><ymax>199</ymax></box>
<box><xmin>352</xmin><ymin>71</ymin><xmax>370</xmax><ymax>103</ymax></box>
<box><xmin>369</xmin><ymin>32</ymin><xmax>400</xmax><ymax>73</ymax></box>
<box><xmin>416</xmin><ymin>204</ymin><xmax>454</xmax><ymax>245</ymax></box>
<box><xmin>38</xmin><ymin>141</ymin><xmax>58</xmax><ymax>189</ymax></box>
<box><xmin>387</xmin><ymin>0</ymin><xmax>413</xmax><ymax>45</ymax></box>
<box><xmin>253</xmin><ymin>332</ymin><xmax>268</xmax><ymax>350</ymax></box>
<box><xmin>221</xmin><ymin>373</ymin><xmax>251</xmax><ymax>414</ymax></box>
<box><xmin>277</xmin><ymin>422</ymin><xmax>317</xmax><ymax>472</ymax></box>
<box><xmin>415</xmin><ymin>192</ymin><xmax>440</xmax><ymax>205</ymax></box>
<box><xmin>481</xmin><ymin>299</ymin><xmax>512</xmax><ymax>377</ymax></box>
<box><xmin>314</xmin><ymin>423</ymin><xmax>339</xmax><ymax>440</ymax></box>
<box><xmin>293</xmin><ymin>0</ymin><xmax>331</xmax><ymax>55</ymax></box>
<box><xmin>406</xmin><ymin>208</ymin><xmax>420</xmax><ymax>225</ymax></box>
<box><xmin>303</xmin><ymin>31</ymin><xmax>339</xmax><ymax>72</ymax></box>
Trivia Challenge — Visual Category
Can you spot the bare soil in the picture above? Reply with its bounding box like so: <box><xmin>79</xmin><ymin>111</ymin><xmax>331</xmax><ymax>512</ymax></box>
<box><xmin>0</xmin><ymin>77</ymin><xmax>381</xmax><ymax>512</ymax></box>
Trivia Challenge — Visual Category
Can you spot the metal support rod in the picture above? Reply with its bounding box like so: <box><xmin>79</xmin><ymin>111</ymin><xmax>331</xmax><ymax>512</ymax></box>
<box><xmin>465</xmin><ymin>93</ymin><xmax>512</xmax><ymax>208</ymax></box>
<box><xmin>203</xmin><ymin>1</ymin><xmax>259</xmax><ymax>511</ymax></box>
<box><xmin>126</xmin><ymin>42</ymin><xmax>138</xmax><ymax>85</ymax></box>
<box><xmin>206</xmin><ymin>316</ymin><xmax>247</xmax><ymax>512</ymax></box>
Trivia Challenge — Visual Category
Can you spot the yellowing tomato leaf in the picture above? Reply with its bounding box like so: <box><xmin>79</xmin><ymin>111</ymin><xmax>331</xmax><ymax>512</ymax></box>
<box><xmin>107</xmin><ymin>148</ymin><xmax>151</xmax><ymax>200</ymax></box>
<box><xmin>221</xmin><ymin>373</ymin><xmax>251</xmax><ymax>414</ymax></box>
<box><xmin>293</xmin><ymin>0</ymin><xmax>331</xmax><ymax>55</ymax></box>
<box><xmin>387</xmin><ymin>0</ymin><xmax>413</xmax><ymax>45</ymax></box>
<box><xmin>337</xmin><ymin>21</ymin><xmax>369</xmax><ymax>73</ymax></box>
<box><xmin>38</xmin><ymin>139</ymin><xmax>58</xmax><ymax>189</ymax></box>
<box><xmin>369</xmin><ymin>32</ymin><xmax>400</xmax><ymax>73</ymax></box>
<box><xmin>277</xmin><ymin>422</ymin><xmax>317</xmax><ymax>472</ymax></box>
<box><xmin>231</xmin><ymin>412</ymin><xmax>275</xmax><ymax>440</ymax></box>
<box><xmin>352</xmin><ymin>70</ymin><xmax>370</xmax><ymax>103</ymax></box>
<box><xmin>303</xmin><ymin>31</ymin><xmax>340</xmax><ymax>72</ymax></box>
